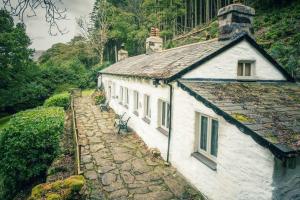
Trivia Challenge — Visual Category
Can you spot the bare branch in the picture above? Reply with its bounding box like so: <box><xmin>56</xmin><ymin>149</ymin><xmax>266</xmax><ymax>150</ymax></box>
<box><xmin>1</xmin><ymin>0</ymin><xmax>68</xmax><ymax>35</ymax></box>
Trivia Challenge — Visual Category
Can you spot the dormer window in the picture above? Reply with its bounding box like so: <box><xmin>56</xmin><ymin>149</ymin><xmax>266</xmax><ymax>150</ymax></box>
<box><xmin>237</xmin><ymin>61</ymin><xmax>254</xmax><ymax>77</ymax></box>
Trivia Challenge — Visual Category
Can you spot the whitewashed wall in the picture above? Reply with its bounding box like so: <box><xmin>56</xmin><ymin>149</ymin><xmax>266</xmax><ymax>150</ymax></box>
<box><xmin>183</xmin><ymin>40</ymin><xmax>286</xmax><ymax>80</ymax></box>
<box><xmin>170</xmin><ymin>84</ymin><xmax>275</xmax><ymax>200</ymax></box>
<box><xmin>102</xmin><ymin>75</ymin><xmax>169</xmax><ymax>159</ymax></box>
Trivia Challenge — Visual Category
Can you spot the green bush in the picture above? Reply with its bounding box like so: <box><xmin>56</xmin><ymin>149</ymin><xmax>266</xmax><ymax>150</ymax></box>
<box><xmin>94</xmin><ymin>92</ymin><xmax>106</xmax><ymax>105</ymax></box>
<box><xmin>0</xmin><ymin>107</ymin><xmax>65</xmax><ymax>199</ymax></box>
<box><xmin>44</xmin><ymin>92</ymin><xmax>71</xmax><ymax>110</ymax></box>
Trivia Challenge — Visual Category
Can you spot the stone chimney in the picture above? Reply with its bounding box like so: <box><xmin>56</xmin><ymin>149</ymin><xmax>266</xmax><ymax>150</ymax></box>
<box><xmin>117</xmin><ymin>44</ymin><xmax>128</xmax><ymax>61</ymax></box>
<box><xmin>146</xmin><ymin>27</ymin><xmax>163</xmax><ymax>54</ymax></box>
<box><xmin>217</xmin><ymin>3</ymin><xmax>255</xmax><ymax>40</ymax></box>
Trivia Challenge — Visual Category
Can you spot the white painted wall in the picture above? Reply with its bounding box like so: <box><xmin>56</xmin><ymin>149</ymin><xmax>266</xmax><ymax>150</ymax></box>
<box><xmin>183</xmin><ymin>40</ymin><xmax>286</xmax><ymax>80</ymax></box>
<box><xmin>102</xmin><ymin>75</ymin><xmax>169</xmax><ymax>159</ymax></box>
<box><xmin>170</xmin><ymin>85</ymin><xmax>275</xmax><ymax>200</ymax></box>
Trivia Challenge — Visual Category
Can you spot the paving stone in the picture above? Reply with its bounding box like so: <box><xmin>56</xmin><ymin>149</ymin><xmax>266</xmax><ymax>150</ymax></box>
<box><xmin>120</xmin><ymin>162</ymin><xmax>132</xmax><ymax>171</ymax></box>
<box><xmin>98</xmin><ymin>165</ymin><xmax>115</xmax><ymax>174</ymax></box>
<box><xmin>130</xmin><ymin>187</ymin><xmax>150</xmax><ymax>194</ymax></box>
<box><xmin>121</xmin><ymin>171</ymin><xmax>135</xmax><ymax>184</ymax></box>
<box><xmin>135</xmin><ymin>172</ymin><xmax>160</xmax><ymax>182</ymax></box>
<box><xmin>82</xmin><ymin>155</ymin><xmax>92</xmax><ymax>164</ymax></box>
<box><xmin>113</xmin><ymin>152</ymin><xmax>133</xmax><ymax>164</ymax></box>
<box><xmin>101</xmin><ymin>173</ymin><xmax>116</xmax><ymax>186</ymax></box>
<box><xmin>109</xmin><ymin>189</ymin><xmax>128</xmax><ymax>199</ymax></box>
<box><xmin>90</xmin><ymin>144</ymin><xmax>105</xmax><ymax>153</ymax></box>
<box><xmin>103</xmin><ymin>181</ymin><xmax>125</xmax><ymax>192</ymax></box>
<box><xmin>132</xmin><ymin>159</ymin><xmax>151</xmax><ymax>174</ymax></box>
<box><xmin>85</xmin><ymin>171</ymin><xmax>98</xmax><ymax>180</ymax></box>
<box><xmin>163</xmin><ymin>176</ymin><xmax>186</xmax><ymax>197</ymax></box>
<box><xmin>133</xmin><ymin>191</ymin><xmax>173</xmax><ymax>200</ymax></box>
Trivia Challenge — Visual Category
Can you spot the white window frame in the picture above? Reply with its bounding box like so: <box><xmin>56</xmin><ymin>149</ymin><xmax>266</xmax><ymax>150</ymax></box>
<box><xmin>112</xmin><ymin>82</ymin><xmax>116</xmax><ymax>98</ymax></box>
<box><xmin>124</xmin><ymin>87</ymin><xmax>129</xmax><ymax>107</ymax></box>
<box><xmin>144</xmin><ymin>94</ymin><xmax>151</xmax><ymax>119</ymax></box>
<box><xmin>158</xmin><ymin>99</ymin><xmax>170</xmax><ymax>131</ymax></box>
<box><xmin>133</xmin><ymin>90</ymin><xmax>139</xmax><ymax>113</ymax></box>
<box><xmin>119</xmin><ymin>86</ymin><xmax>123</xmax><ymax>103</ymax></box>
<box><xmin>237</xmin><ymin>60</ymin><xmax>255</xmax><ymax>78</ymax></box>
<box><xmin>196</xmin><ymin>113</ymin><xmax>219</xmax><ymax>161</ymax></box>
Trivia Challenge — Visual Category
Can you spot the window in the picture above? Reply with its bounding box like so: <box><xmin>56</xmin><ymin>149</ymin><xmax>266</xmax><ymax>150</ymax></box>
<box><xmin>158</xmin><ymin>100</ymin><xmax>170</xmax><ymax>131</ymax></box>
<box><xmin>112</xmin><ymin>82</ymin><xmax>116</xmax><ymax>98</ymax></box>
<box><xmin>197</xmin><ymin>114</ymin><xmax>219</xmax><ymax>159</ymax></box>
<box><xmin>119</xmin><ymin>86</ymin><xmax>123</xmax><ymax>103</ymax></box>
<box><xmin>144</xmin><ymin>94</ymin><xmax>151</xmax><ymax>119</ymax></box>
<box><xmin>133</xmin><ymin>91</ymin><xmax>139</xmax><ymax>113</ymax></box>
<box><xmin>124</xmin><ymin>87</ymin><xmax>129</xmax><ymax>107</ymax></box>
<box><xmin>237</xmin><ymin>61</ymin><xmax>253</xmax><ymax>77</ymax></box>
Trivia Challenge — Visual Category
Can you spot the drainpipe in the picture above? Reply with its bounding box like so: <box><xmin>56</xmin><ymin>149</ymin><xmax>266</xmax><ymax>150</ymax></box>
<box><xmin>166</xmin><ymin>83</ymin><xmax>173</xmax><ymax>163</ymax></box>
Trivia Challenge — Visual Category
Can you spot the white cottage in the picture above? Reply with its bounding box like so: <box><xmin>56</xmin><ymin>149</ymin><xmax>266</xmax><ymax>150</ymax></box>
<box><xmin>98</xmin><ymin>4</ymin><xmax>300</xmax><ymax>200</ymax></box>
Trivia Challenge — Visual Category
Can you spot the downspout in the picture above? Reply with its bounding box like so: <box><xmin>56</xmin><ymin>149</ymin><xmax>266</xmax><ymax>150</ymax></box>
<box><xmin>166</xmin><ymin>83</ymin><xmax>173</xmax><ymax>163</ymax></box>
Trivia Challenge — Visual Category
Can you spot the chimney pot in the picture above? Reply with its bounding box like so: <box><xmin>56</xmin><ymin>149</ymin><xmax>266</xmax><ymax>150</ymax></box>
<box><xmin>218</xmin><ymin>3</ymin><xmax>255</xmax><ymax>40</ymax></box>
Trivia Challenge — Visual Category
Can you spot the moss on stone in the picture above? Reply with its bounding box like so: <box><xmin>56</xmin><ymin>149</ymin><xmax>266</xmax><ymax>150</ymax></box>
<box><xmin>28</xmin><ymin>175</ymin><xmax>85</xmax><ymax>200</ymax></box>
<box><xmin>265</xmin><ymin>132</ymin><xmax>279</xmax><ymax>144</ymax></box>
<box><xmin>231</xmin><ymin>113</ymin><xmax>255</xmax><ymax>123</ymax></box>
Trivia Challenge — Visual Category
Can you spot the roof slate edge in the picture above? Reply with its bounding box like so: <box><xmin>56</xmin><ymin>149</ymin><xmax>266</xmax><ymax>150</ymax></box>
<box><xmin>177</xmin><ymin>80</ymin><xmax>300</xmax><ymax>159</ymax></box>
<box><xmin>165</xmin><ymin>34</ymin><xmax>295</xmax><ymax>83</ymax></box>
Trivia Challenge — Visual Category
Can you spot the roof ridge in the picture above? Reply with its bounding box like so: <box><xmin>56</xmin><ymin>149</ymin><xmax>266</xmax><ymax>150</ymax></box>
<box><xmin>161</xmin><ymin>38</ymin><xmax>219</xmax><ymax>53</ymax></box>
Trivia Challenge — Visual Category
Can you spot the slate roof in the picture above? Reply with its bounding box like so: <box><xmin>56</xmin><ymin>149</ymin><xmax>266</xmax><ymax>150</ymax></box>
<box><xmin>178</xmin><ymin>80</ymin><xmax>300</xmax><ymax>158</ymax></box>
<box><xmin>100</xmin><ymin>38</ymin><xmax>230</xmax><ymax>79</ymax></box>
<box><xmin>100</xmin><ymin>34</ymin><xmax>294</xmax><ymax>82</ymax></box>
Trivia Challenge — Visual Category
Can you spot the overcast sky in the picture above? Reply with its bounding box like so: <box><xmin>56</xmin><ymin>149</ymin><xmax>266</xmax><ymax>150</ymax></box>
<box><xmin>11</xmin><ymin>0</ymin><xmax>95</xmax><ymax>50</ymax></box>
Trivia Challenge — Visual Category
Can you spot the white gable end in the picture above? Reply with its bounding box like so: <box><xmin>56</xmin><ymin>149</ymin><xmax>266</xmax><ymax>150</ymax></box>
<box><xmin>182</xmin><ymin>40</ymin><xmax>287</xmax><ymax>80</ymax></box>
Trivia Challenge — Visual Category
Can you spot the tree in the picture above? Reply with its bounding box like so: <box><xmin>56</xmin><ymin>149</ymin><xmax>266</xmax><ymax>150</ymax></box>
<box><xmin>1</xmin><ymin>0</ymin><xmax>67</xmax><ymax>35</ymax></box>
<box><xmin>0</xmin><ymin>9</ymin><xmax>48</xmax><ymax>113</ymax></box>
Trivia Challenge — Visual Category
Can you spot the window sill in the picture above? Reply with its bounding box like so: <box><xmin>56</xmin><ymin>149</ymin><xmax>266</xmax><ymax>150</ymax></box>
<box><xmin>142</xmin><ymin>117</ymin><xmax>151</xmax><ymax>124</ymax></box>
<box><xmin>133</xmin><ymin>111</ymin><xmax>139</xmax><ymax>116</ymax></box>
<box><xmin>157</xmin><ymin>127</ymin><xmax>169</xmax><ymax>136</ymax></box>
<box><xmin>191</xmin><ymin>152</ymin><xmax>217</xmax><ymax>171</ymax></box>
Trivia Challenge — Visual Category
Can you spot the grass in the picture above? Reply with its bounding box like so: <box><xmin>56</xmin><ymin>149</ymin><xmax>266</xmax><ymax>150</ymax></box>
<box><xmin>82</xmin><ymin>89</ymin><xmax>95</xmax><ymax>97</ymax></box>
<box><xmin>0</xmin><ymin>115</ymin><xmax>12</xmax><ymax>130</ymax></box>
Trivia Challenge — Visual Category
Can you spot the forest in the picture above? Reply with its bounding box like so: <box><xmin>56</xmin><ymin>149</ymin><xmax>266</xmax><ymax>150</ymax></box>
<box><xmin>0</xmin><ymin>0</ymin><xmax>299</xmax><ymax>199</ymax></box>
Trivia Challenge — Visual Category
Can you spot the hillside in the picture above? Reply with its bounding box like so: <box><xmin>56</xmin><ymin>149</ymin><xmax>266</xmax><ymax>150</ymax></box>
<box><xmin>171</xmin><ymin>1</ymin><xmax>300</xmax><ymax>79</ymax></box>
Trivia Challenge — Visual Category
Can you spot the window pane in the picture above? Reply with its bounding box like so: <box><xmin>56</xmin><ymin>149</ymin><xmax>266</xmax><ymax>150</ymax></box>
<box><xmin>245</xmin><ymin>63</ymin><xmax>251</xmax><ymax>76</ymax></box>
<box><xmin>237</xmin><ymin>63</ymin><xmax>243</xmax><ymax>76</ymax></box>
<box><xmin>162</xmin><ymin>102</ymin><xmax>165</xmax><ymax>126</ymax></box>
<box><xmin>166</xmin><ymin>103</ymin><xmax>170</xmax><ymax>129</ymax></box>
<box><xmin>200</xmin><ymin>116</ymin><xmax>208</xmax><ymax>151</ymax></box>
<box><xmin>211</xmin><ymin>119</ymin><xmax>219</xmax><ymax>157</ymax></box>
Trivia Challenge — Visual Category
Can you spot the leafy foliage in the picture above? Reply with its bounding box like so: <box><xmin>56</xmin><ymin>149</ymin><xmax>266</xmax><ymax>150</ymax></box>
<box><xmin>0</xmin><ymin>9</ymin><xmax>48</xmax><ymax>113</ymax></box>
<box><xmin>0</xmin><ymin>107</ymin><xmax>65</xmax><ymax>199</ymax></box>
<box><xmin>253</xmin><ymin>0</ymin><xmax>300</xmax><ymax>79</ymax></box>
<box><xmin>44</xmin><ymin>93</ymin><xmax>71</xmax><ymax>110</ymax></box>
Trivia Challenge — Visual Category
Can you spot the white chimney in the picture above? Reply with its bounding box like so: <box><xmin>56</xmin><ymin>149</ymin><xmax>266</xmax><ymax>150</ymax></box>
<box><xmin>117</xmin><ymin>44</ymin><xmax>128</xmax><ymax>61</ymax></box>
<box><xmin>146</xmin><ymin>27</ymin><xmax>163</xmax><ymax>54</ymax></box>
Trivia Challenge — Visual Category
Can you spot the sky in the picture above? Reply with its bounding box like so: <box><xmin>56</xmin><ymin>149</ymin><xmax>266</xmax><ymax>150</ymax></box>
<box><xmin>8</xmin><ymin>0</ymin><xmax>95</xmax><ymax>50</ymax></box>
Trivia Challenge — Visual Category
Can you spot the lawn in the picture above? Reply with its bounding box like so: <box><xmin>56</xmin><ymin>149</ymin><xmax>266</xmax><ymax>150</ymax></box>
<box><xmin>82</xmin><ymin>89</ymin><xmax>95</xmax><ymax>97</ymax></box>
<box><xmin>0</xmin><ymin>115</ymin><xmax>12</xmax><ymax>130</ymax></box>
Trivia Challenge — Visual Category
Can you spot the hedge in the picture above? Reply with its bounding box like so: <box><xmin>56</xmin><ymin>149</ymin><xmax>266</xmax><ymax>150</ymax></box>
<box><xmin>0</xmin><ymin>107</ymin><xmax>65</xmax><ymax>199</ymax></box>
<box><xmin>44</xmin><ymin>92</ymin><xmax>71</xmax><ymax>110</ymax></box>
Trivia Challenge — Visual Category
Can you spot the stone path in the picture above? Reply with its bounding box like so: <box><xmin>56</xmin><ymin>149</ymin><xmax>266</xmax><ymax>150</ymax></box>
<box><xmin>74</xmin><ymin>96</ymin><xmax>203</xmax><ymax>200</ymax></box>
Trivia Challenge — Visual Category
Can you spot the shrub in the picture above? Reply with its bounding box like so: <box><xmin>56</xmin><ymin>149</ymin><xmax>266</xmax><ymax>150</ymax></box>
<box><xmin>0</xmin><ymin>107</ymin><xmax>65</xmax><ymax>199</ymax></box>
<box><xmin>44</xmin><ymin>92</ymin><xmax>71</xmax><ymax>110</ymax></box>
<box><xmin>28</xmin><ymin>175</ymin><xmax>85</xmax><ymax>200</ymax></box>
<box><xmin>94</xmin><ymin>92</ymin><xmax>106</xmax><ymax>105</ymax></box>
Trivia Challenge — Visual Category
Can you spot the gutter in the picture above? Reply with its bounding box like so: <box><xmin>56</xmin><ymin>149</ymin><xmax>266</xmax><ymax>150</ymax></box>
<box><xmin>166</xmin><ymin>83</ymin><xmax>173</xmax><ymax>163</ymax></box>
